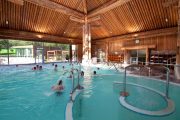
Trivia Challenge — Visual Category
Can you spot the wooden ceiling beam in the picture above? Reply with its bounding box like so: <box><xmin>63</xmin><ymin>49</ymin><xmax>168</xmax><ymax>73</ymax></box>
<box><xmin>70</xmin><ymin>16</ymin><xmax>85</xmax><ymax>23</ymax></box>
<box><xmin>121</xmin><ymin>44</ymin><xmax>156</xmax><ymax>50</ymax></box>
<box><xmin>82</xmin><ymin>0</ymin><xmax>87</xmax><ymax>14</ymax></box>
<box><xmin>7</xmin><ymin>0</ymin><xmax>24</xmax><ymax>5</ymax></box>
<box><xmin>0</xmin><ymin>29</ymin><xmax>82</xmax><ymax>44</ymax></box>
<box><xmin>25</xmin><ymin>0</ymin><xmax>84</xmax><ymax>17</ymax></box>
<box><xmin>88</xmin><ymin>15</ymin><xmax>101</xmax><ymax>23</ymax></box>
<box><xmin>163</xmin><ymin>0</ymin><xmax>179</xmax><ymax>7</ymax></box>
<box><xmin>88</xmin><ymin>0</ymin><xmax>131</xmax><ymax>18</ymax></box>
<box><xmin>93</xmin><ymin>27</ymin><xmax>178</xmax><ymax>42</ymax></box>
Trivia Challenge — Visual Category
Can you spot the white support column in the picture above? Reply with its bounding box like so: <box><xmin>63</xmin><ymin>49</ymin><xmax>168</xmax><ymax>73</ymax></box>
<box><xmin>82</xmin><ymin>16</ymin><xmax>91</xmax><ymax>63</ymax></box>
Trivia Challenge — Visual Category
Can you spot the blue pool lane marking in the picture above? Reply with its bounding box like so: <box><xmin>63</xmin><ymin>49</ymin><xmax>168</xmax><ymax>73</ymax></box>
<box><xmin>114</xmin><ymin>82</ymin><xmax>175</xmax><ymax>116</ymax></box>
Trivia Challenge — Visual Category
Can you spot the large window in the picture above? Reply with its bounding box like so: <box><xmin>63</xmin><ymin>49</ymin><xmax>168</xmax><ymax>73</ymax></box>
<box><xmin>9</xmin><ymin>40</ymin><xmax>34</xmax><ymax>64</ymax></box>
<box><xmin>0</xmin><ymin>39</ymin><xmax>70</xmax><ymax>65</ymax></box>
<box><xmin>44</xmin><ymin>43</ymin><xmax>69</xmax><ymax>63</ymax></box>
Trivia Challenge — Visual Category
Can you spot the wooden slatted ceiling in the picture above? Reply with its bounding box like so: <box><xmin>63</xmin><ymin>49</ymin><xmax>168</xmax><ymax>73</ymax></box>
<box><xmin>0</xmin><ymin>0</ymin><xmax>82</xmax><ymax>39</ymax></box>
<box><xmin>87</xmin><ymin>0</ymin><xmax>112</xmax><ymax>12</ymax></box>
<box><xmin>0</xmin><ymin>0</ymin><xmax>179</xmax><ymax>41</ymax></box>
<box><xmin>63</xmin><ymin>21</ymin><xmax>82</xmax><ymax>38</ymax></box>
<box><xmin>92</xmin><ymin>0</ymin><xmax>178</xmax><ymax>40</ymax></box>
<box><xmin>50</xmin><ymin>0</ymin><xmax>84</xmax><ymax>13</ymax></box>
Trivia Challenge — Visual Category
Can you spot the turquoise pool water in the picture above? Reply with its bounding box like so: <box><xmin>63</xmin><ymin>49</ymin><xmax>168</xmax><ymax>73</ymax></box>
<box><xmin>1</xmin><ymin>64</ymin><xmax>180</xmax><ymax>120</ymax></box>
<box><xmin>0</xmin><ymin>63</ymin><xmax>77</xmax><ymax>120</ymax></box>
<box><xmin>73</xmin><ymin>68</ymin><xmax>180</xmax><ymax>120</ymax></box>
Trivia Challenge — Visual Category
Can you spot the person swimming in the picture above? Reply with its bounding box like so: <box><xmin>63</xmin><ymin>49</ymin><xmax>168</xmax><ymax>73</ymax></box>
<box><xmin>67</xmin><ymin>74</ymin><xmax>72</xmax><ymax>78</ymax></box>
<box><xmin>93</xmin><ymin>71</ymin><xmax>96</xmax><ymax>75</ymax></box>
<box><xmin>62</xmin><ymin>66</ymin><xmax>65</xmax><ymax>70</ymax></box>
<box><xmin>36</xmin><ymin>65</ymin><xmax>39</xmax><ymax>70</ymax></box>
<box><xmin>51</xmin><ymin>80</ymin><xmax>64</xmax><ymax>92</ymax></box>
<box><xmin>81</xmin><ymin>71</ymin><xmax>84</xmax><ymax>77</ymax></box>
<box><xmin>32</xmin><ymin>66</ymin><xmax>36</xmax><ymax>71</ymax></box>
<box><xmin>39</xmin><ymin>66</ymin><xmax>42</xmax><ymax>70</ymax></box>
<box><xmin>54</xmin><ymin>64</ymin><xmax>58</xmax><ymax>71</ymax></box>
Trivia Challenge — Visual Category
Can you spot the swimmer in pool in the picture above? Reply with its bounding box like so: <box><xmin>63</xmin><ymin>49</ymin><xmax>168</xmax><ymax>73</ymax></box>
<box><xmin>51</xmin><ymin>80</ymin><xmax>64</xmax><ymax>91</ymax></box>
<box><xmin>39</xmin><ymin>66</ymin><xmax>42</xmax><ymax>70</ymax></box>
<box><xmin>93</xmin><ymin>71</ymin><xmax>96</xmax><ymax>75</ymax></box>
<box><xmin>32</xmin><ymin>67</ymin><xmax>36</xmax><ymax>71</ymax></box>
<box><xmin>81</xmin><ymin>71</ymin><xmax>84</xmax><ymax>77</ymax></box>
<box><xmin>54</xmin><ymin>64</ymin><xmax>58</xmax><ymax>71</ymax></box>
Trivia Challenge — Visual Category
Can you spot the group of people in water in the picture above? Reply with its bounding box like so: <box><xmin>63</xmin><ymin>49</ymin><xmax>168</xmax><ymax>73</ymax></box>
<box><xmin>30</xmin><ymin>63</ymin><xmax>100</xmax><ymax>94</ymax></box>
<box><xmin>32</xmin><ymin>65</ymin><xmax>43</xmax><ymax>71</ymax></box>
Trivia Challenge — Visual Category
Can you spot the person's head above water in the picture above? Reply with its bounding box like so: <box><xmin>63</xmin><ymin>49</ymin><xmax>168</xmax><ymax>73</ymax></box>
<box><xmin>32</xmin><ymin>67</ymin><xmax>36</xmax><ymax>70</ymax></box>
<box><xmin>39</xmin><ymin>66</ymin><xmax>42</xmax><ymax>70</ymax></box>
<box><xmin>36</xmin><ymin>65</ymin><xmax>39</xmax><ymax>68</ymax></box>
<box><xmin>93</xmin><ymin>71</ymin><xmax>96</xmax><ymax>75</ymax></box>
<box><xmin>58</xmin><ymin>80</ymin><xmax>63</xmax><ymax>85</ymax></box>
<box><xmin>81</xmin><ymin>71</ymin><xmax>84</xmax><ymax>76</ymax></box>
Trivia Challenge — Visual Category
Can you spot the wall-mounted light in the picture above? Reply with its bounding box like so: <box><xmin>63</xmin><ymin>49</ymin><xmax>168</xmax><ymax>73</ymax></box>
<box><xmin>37</xmin><ymin>35</ymin><xmax>43</xmax><ymax>38</ymax></box>
<box><xmin>134</xmin><ymin>34</ymin><xmax>138</xmax><ymax>37</ymax></box>
<box><xmin>165</xmin><ymin>18</ymin><xmax>168</xmax><ymax>22</ymax></box>
<box><xmin>114</xmin><ymin>52</ymin><xmax>118</xmax><ymax>55</ymax></box>
<box><xmin>5</xmin><ymin>21</ymin><xmax>9</xmax><ymax>25</ymax></box>
<box><xmin>135</xmin><ymin>39</ymin><xmax>140</xmax><ymax>44</ymax></box>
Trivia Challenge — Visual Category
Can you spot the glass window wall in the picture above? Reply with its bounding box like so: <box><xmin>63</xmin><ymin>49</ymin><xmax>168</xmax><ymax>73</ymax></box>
<box><xmin>0</xmin><ymin>39</ymin><xmax>70</xmax><ymax>65</ymax></box>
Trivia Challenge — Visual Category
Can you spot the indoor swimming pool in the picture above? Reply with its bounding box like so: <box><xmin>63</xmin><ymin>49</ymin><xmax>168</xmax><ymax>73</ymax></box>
<box><xmin>0</xmin><ymin>63</ymin><xmax>180</xmax><ymax>120</ymax></box>
<box><xmin>0</xmin><ymin>63</ymin><xmax>76</xmax><ymax>120</ymax></box>
<box><xmin>73</xmin><ymin>67</ymin><xmax>180</xmax><ymax>120</ymax></box>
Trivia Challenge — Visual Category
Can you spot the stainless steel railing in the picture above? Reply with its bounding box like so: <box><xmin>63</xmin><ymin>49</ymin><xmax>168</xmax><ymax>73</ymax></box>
<box><xmin>121</xmin><ymin>64</ymin><xmax>170</xmax><ymax>98</ymax></box>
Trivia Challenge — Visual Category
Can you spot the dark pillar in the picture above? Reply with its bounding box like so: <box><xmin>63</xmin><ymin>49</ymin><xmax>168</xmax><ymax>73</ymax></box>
<box><xmin>69</xmin><ymin>44</ymin><xmax>72</xmax><ymax>62</ymax></box>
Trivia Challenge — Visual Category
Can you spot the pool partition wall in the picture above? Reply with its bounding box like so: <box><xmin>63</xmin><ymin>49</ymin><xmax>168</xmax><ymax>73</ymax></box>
<box><xmin>119</xmin><ymin>64</ymin><xmax>175</xmax><ymax>116</ymax></box>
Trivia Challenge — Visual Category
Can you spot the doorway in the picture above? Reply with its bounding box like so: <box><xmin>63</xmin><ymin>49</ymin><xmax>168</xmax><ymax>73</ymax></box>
<box><xmin>130</xmin><ymin>49</ymin><xmax>146</xmax><ymax>64</ymax></box>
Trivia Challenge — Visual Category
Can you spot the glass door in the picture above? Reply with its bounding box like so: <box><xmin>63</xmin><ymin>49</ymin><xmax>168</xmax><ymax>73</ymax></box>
<box><xmin>130</xmin><ymin>49</ymin><xmax>146</xmax><ymax>64</ymax></box>
<box><xmin>35</xmin><ymin>48</ymin><xmax>44</xmax><ymax>63</ymax></box>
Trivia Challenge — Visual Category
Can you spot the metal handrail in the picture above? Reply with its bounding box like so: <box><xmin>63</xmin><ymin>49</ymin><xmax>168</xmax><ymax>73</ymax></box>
<box><xmin>68</xmin><ymin>64</ymin><xmax>83</xmax><ymax>101</ymax></box>
<box><xmin>122</xmin><ymin>64</ymin><xmax>170</xmax><ymax>98</ymax></box>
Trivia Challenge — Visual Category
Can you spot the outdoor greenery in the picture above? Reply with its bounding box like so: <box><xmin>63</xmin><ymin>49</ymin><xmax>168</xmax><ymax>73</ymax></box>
<box><xmin>44</xmin><ymin>42</ymin><xmax>69</xmax><ymax>50</ymax></box>
<box><xmin>65</xmin><ymin>54</ymin><xmax>70</xmax><ymax>60</ymax></box>
<box><xmin>0</xmin><ymin>39</ymin><xmax>69</xmax><ymax>50</ymax></box>
<box><xmin>0</xmin><ymin>40</ymin><xmax>10</xmax><ymax>50</ymax></box>
<box><xmin>0</xmin><ymin>39</ymin><xmax>70</xmax><ymax>56</ymax></box>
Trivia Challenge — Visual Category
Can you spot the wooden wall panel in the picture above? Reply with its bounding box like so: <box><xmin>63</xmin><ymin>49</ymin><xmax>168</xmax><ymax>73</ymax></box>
<box><xmin>92</xmin><ymin>34</ymin><xmax>177</xmax><ymax>58</ymax></box>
